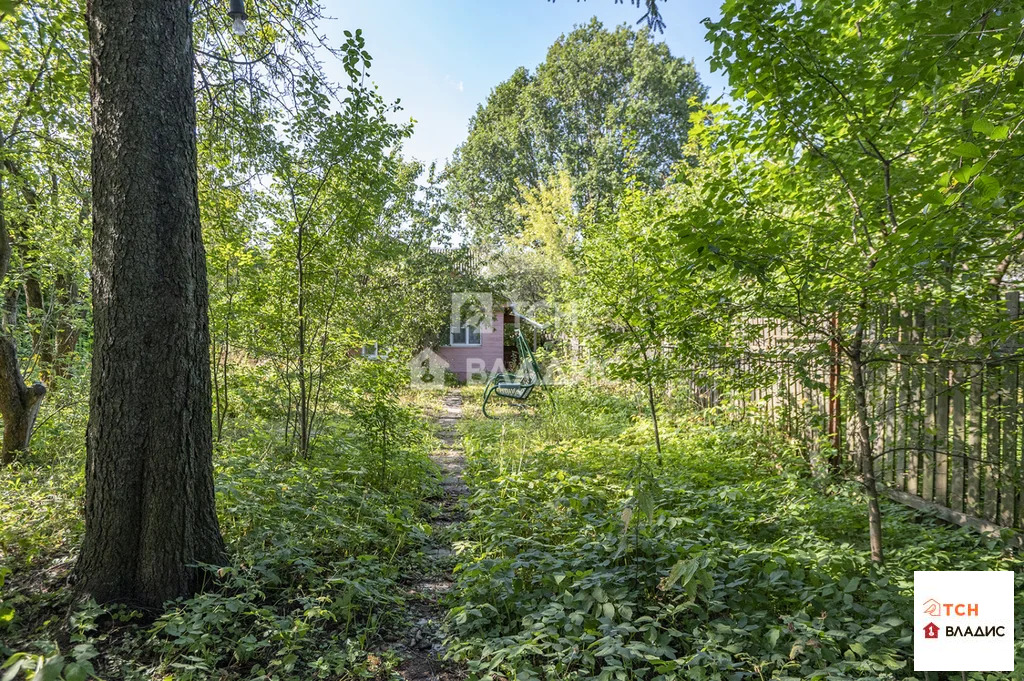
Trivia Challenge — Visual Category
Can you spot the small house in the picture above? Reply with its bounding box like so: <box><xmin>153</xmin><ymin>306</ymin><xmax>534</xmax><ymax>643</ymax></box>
<box><xmin>435</xmin><ymin>305</ymin><xmax>544</xmax><ymax>383</ymax></box>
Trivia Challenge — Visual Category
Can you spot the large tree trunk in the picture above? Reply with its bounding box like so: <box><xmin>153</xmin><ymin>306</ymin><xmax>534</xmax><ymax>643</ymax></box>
<box><xmin>76</xmin><ymin>0</ymin><xmax>227</xmax><ymax>607</ymax></box>
<box><xmin>0</xmin><ymin>337</ymin><xmax>46</xmax><ymax>465</ymax></box>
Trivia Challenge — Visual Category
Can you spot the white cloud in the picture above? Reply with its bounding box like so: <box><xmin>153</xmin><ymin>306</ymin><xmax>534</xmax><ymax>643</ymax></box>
<box><xmin>444</xmin><ymin>75</ymin><xmax>464</xmax><ymax>93</ymax></box>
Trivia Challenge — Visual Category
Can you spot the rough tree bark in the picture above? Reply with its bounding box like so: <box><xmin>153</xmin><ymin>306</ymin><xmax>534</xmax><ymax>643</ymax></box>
<box><xmin>76</xmin><ymin>0</ymin><xmax>227</xmax><ymax>606</ymax></box>
<box><xmin>0</xmin><ymin>336</ymin><xmax>46</xmax><ymax>465</ymax></box>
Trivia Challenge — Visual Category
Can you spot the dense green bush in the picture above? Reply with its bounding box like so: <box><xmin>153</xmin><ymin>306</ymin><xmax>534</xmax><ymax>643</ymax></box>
<box><xmin>1</xmin><ymin>379</ymin><xmax>442</xmax><ymax>680</ymax></box>
<box><xmin>449</xmin><ymin>388</ymin><xmax>1023</xmax><ymax>680</ymax></box>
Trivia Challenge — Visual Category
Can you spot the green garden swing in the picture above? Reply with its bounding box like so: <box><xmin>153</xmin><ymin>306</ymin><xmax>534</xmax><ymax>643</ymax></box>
<box><xmin>482</xmin><ymin>328</ymin><xmax>552</xmax><ymax>418</ymax></box>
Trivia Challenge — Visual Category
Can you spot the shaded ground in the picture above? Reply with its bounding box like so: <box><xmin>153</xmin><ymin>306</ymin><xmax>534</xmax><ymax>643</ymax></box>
<box><xmin>395</xmin><ymin>390</ymin><xmax>468</xmax><ymax>680</ymax></box>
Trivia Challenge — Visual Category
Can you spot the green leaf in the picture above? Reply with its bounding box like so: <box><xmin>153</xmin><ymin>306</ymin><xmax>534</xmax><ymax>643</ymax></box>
<box><xmin>660</xmin><ymin>558</ymin><xmax>699</xmax><ymax>591</ymax></box>
<box><xmin>974</xmin><ymin>175</ymin><xmax>1000</xmax><ymax>200</ymax></box>
<box><xmin>62</xmin><ymin>662</ymin><xmax>89</xmax><ymax>681</ymax></box>
<box><xmin>637</xmin><ymin>485</ymin><xmax>655</xmax><ymax>520</ymax></box>
<box><xmin>952</xmin><ymin>142</ymin><xmax>982</xmax><ymax>159</ymax></box>
<box><xmin>953</xmin><ymin>161</ymin><xmax>984</xmax><ymax>184</ymax></box>
<box><xmin>972</xmin><ymin>119</ymin><xmax>995</xmax><ymax>137</ymax></box>
<box><xmin>974</xmin><ymin>119</ymin><xmax>1010</xmax><ymax>141</ymax></box>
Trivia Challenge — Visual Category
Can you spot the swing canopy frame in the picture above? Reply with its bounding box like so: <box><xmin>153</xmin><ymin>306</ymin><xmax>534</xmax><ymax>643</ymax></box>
<box><xmin>482</xmin><ymin>328</ymin><xmax>550</xmax><ymax>418</ymax></box>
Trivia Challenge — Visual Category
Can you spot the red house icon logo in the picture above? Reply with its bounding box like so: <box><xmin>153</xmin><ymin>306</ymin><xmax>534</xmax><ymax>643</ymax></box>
<box><xmin>924</xmin><ymin>622</ymin><xmax>939</xmax><ymax>639</ymax></box>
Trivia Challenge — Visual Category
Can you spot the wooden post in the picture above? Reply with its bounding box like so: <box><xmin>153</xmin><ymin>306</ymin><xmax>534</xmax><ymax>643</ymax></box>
<box><xmin>950</xmin><ymin>365</ymin><xmax>966</xmax><ymax>513</ymax></box>
<box><xmin>873</xmin><ymin>313</ymin><xmax>885</xmax><ymax>481</ymax></box>
<box><xmin>934</xmin><ymin>366</ymin><xmax>950</xmax><ymax>506</ymax></box>
<box><xmin>985</xmin><ymin>356</ymin><xmax>1001</xmax><ymax>523</ymax></box>
<box><xmin>908</xmin><ymin>310</ymin><xmax>926</xmax><ymax>496</ymax></box>
<box><xmin>967</xmin><ymin>364</ymin><xmax>983</xmax><ymax>516</ymax></box>
<box><xmin>883</xmin><ymin>354</ymin><xmax>896</xmax><ymax>485</ymax></box>
<box><xmin>877</xmin><ymin>311</ymin><xmax>889</xmax><ymax>484</ymax></box>
<box><xmin>1000</xmin><ymin>292</ymin><xmax>1019</xmax><ymax>527</ymax></box>
<box><xmin>885</xmin><ymin>307</ymin><xmax>898</xmax><ymax>486</ymax></box>
<box><xmin>828</xmin><ymin>312</ymin><xmax>842</xmax><ymax>472</ymax></box>
<box><xmin>894</xmin><ymin>310</ymin><xmax>911</xmax><ymax>491</ymax></box>
<box><xmin>935</xmin><ymin>306</ymin><xmax>950</xmax><ymax>507</ymax></box>
<box><xmin>923</xmin><ymin>309</ymin><xmax>937</xmax><ymax>501</ymax></box>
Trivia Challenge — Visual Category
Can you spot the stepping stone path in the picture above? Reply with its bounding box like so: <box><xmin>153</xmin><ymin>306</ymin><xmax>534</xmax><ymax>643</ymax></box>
<box><xmin>396</xmin><ymin>390</ymin><xmax>468</xmax><ymax>680</ymax></box>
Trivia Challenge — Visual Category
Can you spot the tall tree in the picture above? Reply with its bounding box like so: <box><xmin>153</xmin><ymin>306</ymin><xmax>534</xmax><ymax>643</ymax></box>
<box><xmin>447</xmin><ymin>19</ymin><xmax>706</xmax><ymax>241</ymax></box>
<box><xmin>76</xmin><ymin>0</ymin><xmax>226</xmax><ymax>605</ymax></box>
<box><xmin>0</xmin><ymin>1</ymin><xmax>89</xmax><ymax>462</ymax></box>
<box><xmin>0</xmin><ymin>165</ymin><xmax>46</xmax><ymax>465</ymax></box>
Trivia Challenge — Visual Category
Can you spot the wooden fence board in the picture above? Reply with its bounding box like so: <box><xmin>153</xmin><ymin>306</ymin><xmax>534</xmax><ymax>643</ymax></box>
<box><xmin>894</xmin><ymin>311</ymin><xmax>912</xmax><ymax>492</ymax></box>
<box><xmin>713</xmin><ymin>295</ymin><xmax>1024</xmax><ymax>536</ymax></box>
<box><xmin>967</xmin><ymin>366</ymin><xmax>983</xmax><ymax>516</ymax></box>
<box><xmin>1001</xmin><ymin>292</ymin><xmax>1019</xmax><ymax>526</ymax></box>
<box><xmin>986</xmin><ymin>361</ymin><xmax>1001</xmax><ymax>522</ymax></box>
<box><xmin>907</xmin><ymin>311</ymin><xmax>925</xmax><ymax>496</ymax></box>
<box><xmin>950</xmin><ymin>365</ymin><xmax>966</xmax><ymax>514</ymax></box>
<box><xmin>880</xmin><ymin>358</ymin><xmax>892</xmax><ymax>483</ymax></box>
<box><xmin>1001</xmin><ymin>361</ymin><xmax>1018</xmax><ymax>527</ymax></box>
<box><xmin>935</xmin><ymin>363</ymin><xmax>950</xmax><ymax>508</ymax></box>
<box><xmin>935</xmin><ymin>299</ymin><xmax>951</xmax><ymax>507</ymax></box>
<box><xmin>923</xmin><ymin>312</ymin><xmax>937</xmax><ymax>501</ymax></box>
<box><xmin>873</xmin><ymin>314</ymin><xmax>886</xmax><ymax>480</ymax></box>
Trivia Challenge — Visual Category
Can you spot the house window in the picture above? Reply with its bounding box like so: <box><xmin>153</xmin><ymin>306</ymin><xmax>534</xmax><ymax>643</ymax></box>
<box><xmin>361</xmin><ymin>342</ymin><xmax>379</xmax><ymax>359</ymax></box>
<box><xmin>449</xmin><ymin>322</ymin><xmax>482</xmax><ymax>346</ymax></box>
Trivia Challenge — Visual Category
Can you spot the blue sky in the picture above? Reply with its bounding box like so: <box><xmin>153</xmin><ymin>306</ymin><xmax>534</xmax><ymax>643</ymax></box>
<box><xmin>318</xmin><ymin>0</ymin><xmax>727</xmax><ymax>169</ymax></box>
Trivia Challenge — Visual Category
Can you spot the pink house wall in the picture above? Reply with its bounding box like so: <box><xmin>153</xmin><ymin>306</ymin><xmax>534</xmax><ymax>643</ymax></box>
<box><xmin>435</xmin><ymin>312</ymin><xmax>505</xmax><ymax>382</ymax></box>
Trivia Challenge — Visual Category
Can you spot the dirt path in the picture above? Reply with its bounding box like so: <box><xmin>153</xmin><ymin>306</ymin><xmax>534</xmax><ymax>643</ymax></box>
<box><xmin>396</xmin><ymin>390</ymin><xmax>468</xmax><ymax>680</ymax></box>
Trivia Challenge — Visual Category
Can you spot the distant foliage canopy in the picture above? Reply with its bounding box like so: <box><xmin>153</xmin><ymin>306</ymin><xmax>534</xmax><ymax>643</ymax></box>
<box><xmin>447</xmin><ymin>16</ymin><xmax>704</xmax><ymax>241</ymax></box>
